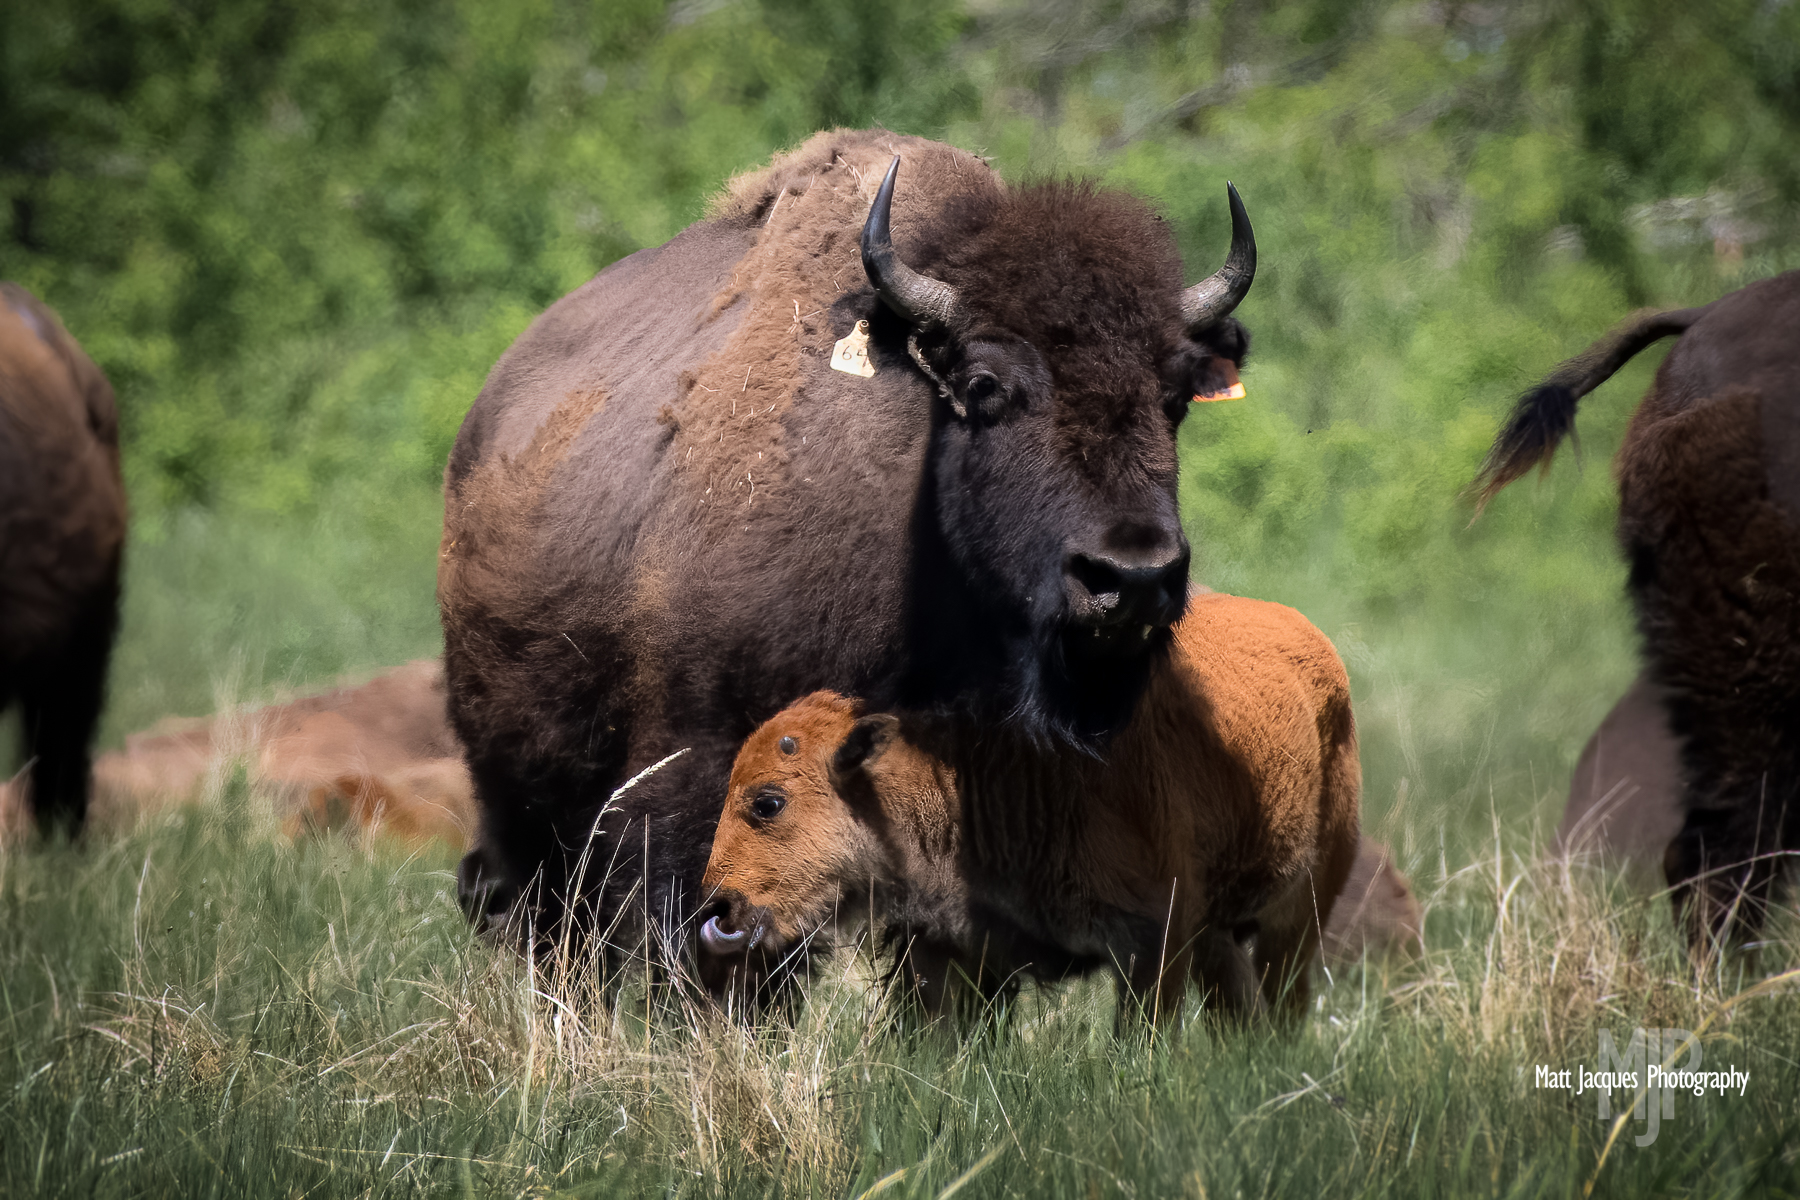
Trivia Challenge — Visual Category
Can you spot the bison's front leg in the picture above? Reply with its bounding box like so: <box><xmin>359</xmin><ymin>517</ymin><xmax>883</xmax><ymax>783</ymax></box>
<box><xmin>1115</xmin><ymin>935</ymin><xmax>1198</xmax><ymax>1031</ymax></box>
<box><xmin>462</xmin><ymin>734</ymin><xmax>742</xmax><ymax>991</ymax></box>
<box><xmin>886</xmin><ymin>932</ymin><xmax>1017</xmax><ymax>1028</ymax></box>
<box><xmin>21</xmin><ymin>578</ymin><xmax>118</xmax><ymax>837</ymax></box>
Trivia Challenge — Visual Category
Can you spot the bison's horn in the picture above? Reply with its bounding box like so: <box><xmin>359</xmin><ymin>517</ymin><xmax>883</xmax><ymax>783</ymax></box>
<box><xmin>1180</xmin><ymin>182</ymin><xmax>1256</xmax><ymax>332</ymax></box>
<box><xmin>861</xmin><ymin>156</ymin><xmax>966</xmax><ymax>328</ymax></box>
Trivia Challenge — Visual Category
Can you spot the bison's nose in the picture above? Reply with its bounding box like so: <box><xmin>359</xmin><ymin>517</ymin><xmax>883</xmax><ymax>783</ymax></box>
<box><xmin>1064</xmin><ymin>543</ymin><xmax>1189</xmax><ymax>631</ymax></box>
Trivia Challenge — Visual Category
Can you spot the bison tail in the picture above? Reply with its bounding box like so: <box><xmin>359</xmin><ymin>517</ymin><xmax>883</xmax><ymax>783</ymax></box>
<box><xmin>1468</xmin><ymin>304</ymin><xmax>1710</xmax><ymax>512</ymax></box>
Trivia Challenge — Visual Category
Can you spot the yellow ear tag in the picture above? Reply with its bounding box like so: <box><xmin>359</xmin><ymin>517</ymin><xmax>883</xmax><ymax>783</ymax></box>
<box><xmin>1193</xmin><ymin>359</ymin><xmax>1244</xmax><ymax>402</ymax></box>
<box><xmin>1193</xmin><ymin>381</ymin><xmax>1246</xmax><ymax>402</ymax></box>
<box><xmin>830</xmin><ymin>320</ymin><xmax>876</xmax><ymax>378</ymax></box>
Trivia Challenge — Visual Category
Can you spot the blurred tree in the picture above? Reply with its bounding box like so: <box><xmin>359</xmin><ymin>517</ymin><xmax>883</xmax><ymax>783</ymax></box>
<box><xmin>0</xmin><ymin>0</ymin><xmax>1794</xmax><ymax>623</ymax></box>
<box><xmin>0</xmin><ymin>0</ymin><xmax>972</xmax><ymax>513</ymax></box>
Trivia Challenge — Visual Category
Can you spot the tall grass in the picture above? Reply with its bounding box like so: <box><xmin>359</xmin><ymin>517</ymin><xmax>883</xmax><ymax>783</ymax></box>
<box><xmin>5</xmin><ymin>774</ymin><xmax>1799</xmax><ymax>1198</ymax></box>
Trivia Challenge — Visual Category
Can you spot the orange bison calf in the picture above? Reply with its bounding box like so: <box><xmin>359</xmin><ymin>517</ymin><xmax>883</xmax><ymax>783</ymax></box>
<box><xmin>701</xmin><ymin>593</ymin><xmax>1361</xmax><ymax>1025</ymax></box>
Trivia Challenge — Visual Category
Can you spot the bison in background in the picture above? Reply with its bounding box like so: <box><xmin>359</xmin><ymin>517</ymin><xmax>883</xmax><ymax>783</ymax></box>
<box><xmin>1473</xmin><ymin>270</ymin><xmax>1800</xmax><ymax>958</ymax></box>
<box><xmin>701</xmin><ymin>593</ymin><xmax>1364</xmax><ymax>1027</ymax></box>
<box><xmin>0</xmin><ymin>283</ymin><xmax>124</xmax><ymax>837</ymax></box>
<box><xmin>0</xmin><ymin>659</ymin><xmax>473</xmax><ymax>847</ymax></box>
<box><xmin>438</xmin><ymin>129</ymin><xmax>1260</xmax><ymax>969</ymax></box>
<box><xmin>1322</xmin><ymin>836</ymin><xmax>1423</xmax><ymax>966</ymax></box>
<box><xmin>1553</xmin><ymin>672</ymin><xmax>1685</xmax><ymax>882</ymax></box>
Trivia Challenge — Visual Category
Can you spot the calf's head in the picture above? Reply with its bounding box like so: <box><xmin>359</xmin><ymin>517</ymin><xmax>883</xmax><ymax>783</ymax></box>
<box><xmin>700</xmin><ymin>692</ymin><xmax>901</xmax><ymax>965</ymax></box>
<box><xmin>864</xmin><ymin>159</ymin><xmax>1254</xmax><ymax>740</ymax></box>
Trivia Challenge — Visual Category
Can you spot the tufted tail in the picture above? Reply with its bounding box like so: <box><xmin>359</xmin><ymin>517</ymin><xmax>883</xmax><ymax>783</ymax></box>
<box><xmin>1468</xmin><ymin>304</ymin><xmax>1711</xmax><ymax>511</ymax></box>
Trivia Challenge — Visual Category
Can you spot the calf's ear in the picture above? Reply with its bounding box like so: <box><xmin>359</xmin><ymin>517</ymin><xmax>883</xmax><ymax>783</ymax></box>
<box><xmin>828</xmin><ymin>714</ymin><xmax>900</xmax><ymax>795</ymax></box>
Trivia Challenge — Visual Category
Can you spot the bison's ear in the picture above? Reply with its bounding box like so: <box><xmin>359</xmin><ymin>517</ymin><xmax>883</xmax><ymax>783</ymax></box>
<box><xmin>828</xmin><ymin>714</ymin><xmax>900</xmax><ymax>796</ymax></box>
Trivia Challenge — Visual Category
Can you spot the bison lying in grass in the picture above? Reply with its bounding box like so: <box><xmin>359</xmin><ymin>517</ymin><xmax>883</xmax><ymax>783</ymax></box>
<box><xmin>0</xmin><ymin>659</ymin><xmax>475</xmax><ymax>848</ymax></box>
<box><xmin>0</xmin><ymin>284</ymin><xmax>124</xmax><ymax>837</ymax></box>
<box><xmin>1473</xmin><ymin>270</ymin><xmax>1800</xmax><ymax>959</ymax></box>
<box><xmin>1554</xmin><ymin>671</ymin><xmax>1684</xmax><ymax>884</ymax></box>
<box><xmin>700</xmin><ymin>592</ymin><xmax>1365</xmax><ymax>1026</ymax></box>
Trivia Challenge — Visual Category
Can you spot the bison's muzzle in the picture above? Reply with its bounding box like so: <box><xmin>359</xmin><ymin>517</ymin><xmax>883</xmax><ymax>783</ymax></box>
<box><xmin>1063</xmin><ymin>543</ymin><xmax>1190</xmax><ymax>637</ymax></box>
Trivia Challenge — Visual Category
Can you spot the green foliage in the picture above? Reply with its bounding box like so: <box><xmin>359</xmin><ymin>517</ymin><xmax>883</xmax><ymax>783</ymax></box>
<box><xmin>0</xmin><ymin>0</ymin><xmax>972</xmax><ymax>515</ymax></box>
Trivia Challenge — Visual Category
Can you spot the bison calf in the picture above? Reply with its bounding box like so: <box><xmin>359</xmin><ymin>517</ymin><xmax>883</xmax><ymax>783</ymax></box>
<box><xmin>0</xmin><ymin>284</ymin><xmax>124</xmax><ymax>837</ymax></box>
<box><xmin>701</xmin><ymin>593</ymin><xmax>1361</xmax><ymax>1026</ymax></box>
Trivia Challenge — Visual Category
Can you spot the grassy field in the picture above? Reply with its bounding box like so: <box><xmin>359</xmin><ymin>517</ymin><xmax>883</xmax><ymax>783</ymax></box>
<box><xmin>7</xmin><ymin>0</ymin><xmax>1800</xmax><ymax>1194</ymax></box>
<box><xmin>5</xmin><ymin>781</ymin><xmax>1800</xmax><ymax>1197</ymax></box>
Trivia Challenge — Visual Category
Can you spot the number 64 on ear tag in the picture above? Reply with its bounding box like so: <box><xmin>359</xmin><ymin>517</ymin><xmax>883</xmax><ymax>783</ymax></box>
<box><xmin>831</xmin><ymin>320</ymin><xmax>876</xmax><ymax>378</ymax></box>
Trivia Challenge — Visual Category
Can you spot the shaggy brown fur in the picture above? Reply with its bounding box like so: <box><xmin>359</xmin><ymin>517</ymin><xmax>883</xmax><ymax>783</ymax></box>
<box><xmin>438</xmin><ymin>129</ymin><xmax>1257</xmax><ymax>970</ymax></box>
<box><xmin>1472</xmin><ymin>270</ymin><xmax>1800</xmax><ymax>957</ymax></box>
<box><xmin>0</xmin><ymin>283</ymin><xmax>124</xmax><ymax>835</ymax></box>
<box><xmin>702</xmin><ymin>593</ymin><xmax>1361</xmax><ymax>1026</ymax></box>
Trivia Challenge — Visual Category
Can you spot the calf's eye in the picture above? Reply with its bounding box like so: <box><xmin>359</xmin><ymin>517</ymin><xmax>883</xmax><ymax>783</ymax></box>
<box><xmin>778</xmin><ymin>736</ymin><xmax>797</xmax><ymax>755</ymax></box>
<box><xmin>749</xmin><ymin>786</ymin><xmax>787</xmax><ymax>822</ymax></box>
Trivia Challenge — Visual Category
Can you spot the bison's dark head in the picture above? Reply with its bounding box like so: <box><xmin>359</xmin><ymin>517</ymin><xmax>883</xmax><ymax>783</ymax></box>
<box><xmin>865</xmin><ymin>158</ymin><xmax>1254</xmax><ymax>743</ymax></box>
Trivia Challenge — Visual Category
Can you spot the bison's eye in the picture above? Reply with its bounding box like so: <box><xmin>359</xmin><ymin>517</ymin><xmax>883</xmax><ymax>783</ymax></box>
<box><xmin>748</xmin><ymin>785</ymin><xmax>787</xmax><ymax>822</ymax></box>
<box><xmin>960</xmin><ymin>370</ymin><xmax>1015</xmax><ymax>423</ymax></box>
<box><xmin>778</xmin><ymin>736</ymin><xmax>797</xmax><ymax>755</ymax></box>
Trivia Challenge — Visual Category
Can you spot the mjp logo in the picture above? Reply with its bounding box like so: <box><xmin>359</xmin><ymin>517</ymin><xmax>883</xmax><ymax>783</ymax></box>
<box><xmin>1596</xmin><ymin>1028</ymin><xmax>1700</xmax><ymax>1148</ymax></box>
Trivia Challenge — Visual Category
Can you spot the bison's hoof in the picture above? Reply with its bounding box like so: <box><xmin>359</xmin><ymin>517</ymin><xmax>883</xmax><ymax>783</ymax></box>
<box><xmin>700</xmin><ymin>915</ymin><xmax>749</xmax><ymax>955</ymax></box>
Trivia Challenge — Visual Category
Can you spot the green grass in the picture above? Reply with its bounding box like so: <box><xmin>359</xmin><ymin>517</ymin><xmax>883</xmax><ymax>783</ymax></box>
<box><xmin>5</xmin><ymin>784</ymin><xmax>1800</xmax><ymax>1198</ymax></box>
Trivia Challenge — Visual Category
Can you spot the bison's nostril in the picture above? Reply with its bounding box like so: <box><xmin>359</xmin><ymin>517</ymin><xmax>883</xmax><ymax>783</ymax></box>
<box><xmin>1064</xmin><ymin>548</ymin><xmax>1188</xmax><ymax>628</ymax></box>
<box><xmin>700</xmin><ymin>915</ymin><xmax>749</xmax><ymax>955</ymax></box>
<box><xmin>1067</xmin><ymin>554</ymin><xmax>1125</xmax><ymax>616</ymax></box>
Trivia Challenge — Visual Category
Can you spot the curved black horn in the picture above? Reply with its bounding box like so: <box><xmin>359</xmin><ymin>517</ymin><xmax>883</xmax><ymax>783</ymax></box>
<box><xmin>1181</xmin><ymin>182</ymin><xmax>1256</xmax><ymax>331</ymax></box>
<box><xmin>861</xmin><ymin>156</ymin><xmax>965</xmax><ymax>328</ymax></box>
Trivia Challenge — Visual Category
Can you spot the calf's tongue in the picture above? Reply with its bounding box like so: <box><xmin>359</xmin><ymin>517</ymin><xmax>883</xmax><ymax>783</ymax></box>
<box><xmin>700</xmin><ymin>914</ymin><xmax>749</xmax><ymax>955</ymax></box>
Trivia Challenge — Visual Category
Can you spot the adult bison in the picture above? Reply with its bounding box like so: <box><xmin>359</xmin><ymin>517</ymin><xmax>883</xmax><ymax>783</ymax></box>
<box><xmin>0</xmin><ymin>283</ymin><xmax>125</xmax><ymax>837</ymax></box>
<box><xmin>439</xmin><ymin>130</ymin><xmax>1256</xmax><ymax>964</ymax></box>
<box><xmin>1472</xmin><ymin>270</ymin><xmax>1800</xmax><ymax>958</ymax></box>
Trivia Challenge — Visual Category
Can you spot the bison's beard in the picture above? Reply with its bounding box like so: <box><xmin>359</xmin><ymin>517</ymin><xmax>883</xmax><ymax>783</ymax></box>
<box><xmin>908</xmin><ymin>601</ymin><xmax>1173</xmax><ymax>752</ymax></box>
<box><xmin>903</xmin><ymin>482</ymin><xmax>1177</xmax><ymax>750</ymax></box>
<box><xmin>1021</xmin><ymin>618</ymin><xmax>1173</xmax><ymax>748</ymax></box>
